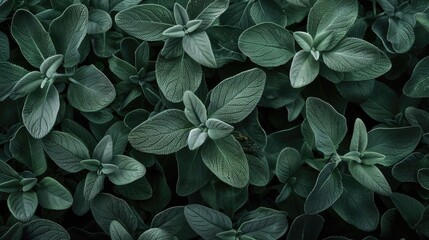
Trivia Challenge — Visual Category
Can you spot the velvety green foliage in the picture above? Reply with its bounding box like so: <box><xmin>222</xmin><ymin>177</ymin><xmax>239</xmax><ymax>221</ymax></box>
<box><xmin>0</xmin><ymin>0</ymin><xmax>428</xmax><ymax>239</ymax></box>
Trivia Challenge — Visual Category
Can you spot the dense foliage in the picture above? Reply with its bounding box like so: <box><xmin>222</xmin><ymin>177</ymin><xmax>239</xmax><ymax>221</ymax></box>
<box><xmin>0</xmin><ymin>0</ymin><xmax>429</xmax><ymax>239</ymax></box>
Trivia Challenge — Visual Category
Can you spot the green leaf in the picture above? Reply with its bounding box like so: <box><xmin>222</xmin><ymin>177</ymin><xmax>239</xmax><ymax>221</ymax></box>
<box><xmin>72</xmin><ymin>181</ymin><xmax>90</xmax><ymax>216</ymax></box>
<box><xmin>114</xmin><ymin>177</ymin><xmax>152</xmax><ymax>200</ymax></box>
<box><xmin>250</xmin><ymin>0</ymin><xmax>287</xmax><ymax>27</ymax></box>
<box><xmin>42</xmin><ymin>131</ymin><xmax>90</xmax><ymax>173</ymax></box>
<box><xmin>286</xmin><ymin>214</ymin><xmax>324</xmax><ymax>240</ymax></box>
<box><xmin>332</xmin><ymin>176</ymin><xmax>380</xmax><ymax>232</ymax></box>
<box><xmin>11</xmin><ymin>10</ymin><xmax>56</xmax><ymax>68</ymax></box>
<box><xmin>0</xmin><ymin>179</ymin><xmax>20</xmax><ymax>193</ymax></box>
<box><xmin>322</xmin><ymin>37</ymin><xmax>386</xmax><ymax>72</ymax></box>
<box><xmin>391</xmin><ymin>153</ymin><xmax>427</xmax><ymax>183</ymax></box>
<box><xmin>206</xmin><ymin>118</ymin><xmax>234</xmax><ymax>140</ymax></box>
<box><xmin>7</xmin><ymin>191</ymin><xmax>38</xmax><ymax>221</ymax></box>
<box><xmin>183</xmin><ymin>90</ymin><xmax>207</xmax><ymax>126</ymax></box>
<box><xmin>183</xmin><ymin>31</ymin><xmax>217</xmax><ymax>68</ymax></box>
<box><xmin>418</xmin><ymin>168</ymin><xmax>429</xmax><ymax>190</ymax></box>
<box><xmin>184</xmin><ymin>204</ymin><xmax>232</xmax><ymax>240</ymax></box>
<box><xmin>22</xmin><ymin>83</ymin><xmax>60</xmax><ymax>139</ymax></box>
<box><xmin>49</xmin><ymin>4</ymin><xmax>88</xmax><ymax>67</ymax></box>
<box><xmin>110</xmin><ymin>220</ymin><xmax>133</xmax><ymax>240</ymax></box>
<box><xmin>174</xmin><ymin>3</ymin><xmax>189</xmax><ymax>25</ymax></box>
<box><xmin>61</xmin><ymin>119</ymin><xmax>98</xmax><ymax>151</ymax></box>
<box><xmin>11</xmin><ymin>71</ymin><xmax>45</xmax><ymax>100</ymax></box>
<box><xmin>0</xmin><ymin>160</ymin><xmax>20</xmax><ymax>183</ymax></box>
<box><xmin>138</xmin><ymin>228</ymin><xmax>173</xmax><ymax>240</ymax></box>
<box><xmin>304</xmin><ymin>162</ymin><xmax>343</xmax><ymax>214</ymax></box>
<box><xmin>187</xmin><ymin>128</ymin><xmax>208</xmax><ymax>150</ymax></box>
<box><xmin>276</xmin><ymin>147</ymin><xmax>303</xmax><ymax>183</ymax></box>
<box><xmin>290</xmin><ymin>50</ymin><xmax>320</xmax><ymax>88</ymax></box>
<box><xmin>162</xmin><ymin>25</ymin><xmax>185</xmax><ymax>38</ymax></box>
<box><xmin>186</xmin><ymin>0</ymin><xmax>229</xmax><ymax>30</ymax></box>
<box><xmin>84</xmin><ymin>172</ymin><xmax>105</xmax><ymax>201</ymax></box>
<box><xmin>201</xmin><ymin>135</ymin><xmax>249</xmax><ymax>188</ymax></box>
<box><xmin>293</xmin><ymin>31</ymin><xmax>313</xmax><ymax>52</ymax></box>
<box><xmin>366</xmin><ymin>126</ymin><xmax>422</xmax><ymax>166</ymax></box>
<box><xmin>348</xmin><ymin>161</ymin><xmax>391</xmax><ymax>196</ymax></box>
<box><xmin>0</xmin><ymin>222</ymin><xmax>24</xmax><ymax>240</ymax></box>
<box><xmin>115</xmin><ymin>4</ymin><xmax>175</xmax><ymax>41</ymax></box>
<box><xmin>88</xmin><ymin>9</ymin><xmax>112</xmax><ymax>34</ymax></box>
<box><xmin>40</xmin><ymin>54</ymin><xmax>63</xmax><ymax>78</ymax></box>
<box><xmin>151</xmin><ymin>206</ymin><xmax>186</xmax><ymax>235</ymax></box>
<box><xmin>108</xmin><ymin>155</ymin><xmax>146</xmax><ymax>185</ymax></box>
<box><xmin>360</xmin><ymin>82</ymin><xmax>398</xmax><ymax>122</ymax></box>
<box><xmin>91</xmin><ymin>193</ymin><xmax>137</xmax><ymax>234</ymax></box>
<box><xmin>208</xmin><ymin>68</ymin><xmax>266</xmax><ymax>123</ymax></box>
<box><xmin>239</xmin><ymin>213</ymin><xmax>288</xmax><ymax>240</ymax></box>
<box><xmin>387</xmin><ymin>18</ymin><xmax>415</xmax><ymax>53</ymax></box>
<box><xmin>129</xmin><ymin>109</ymin><xmax>193</xmax><ymax>154</ymax></box>
<box><xmin>155</xmin><ymin>54</ymin><xmax>202</xmax><ymax>103</ymax></box>
<box><xmin>108</xmin><ymin>55</ymin><xmax>137</xmax><ymax>81</ymax></box>
<box><xmin>307</xmin><ymin>0</ymin><xmax>358</xmax><ymax>50</ymax></box>
<box><xmin>306</xmin><ymin>97</ymin><xmax>347</xmax><ymax>155</ymax></box>
<box><xmin>67</xmin><ymin>65</ymin><xmax>116</xmax><ymax>112</ymax></box>
<box><xmin>247</xmin><ymin>154</ymin><xmax>270</xmax><ymax>187</ymax></box>
<box><xmin>36</xmin><ymin>177</ymin><xmax>73</xmax><ymax>210</ymax></box>
<box><xmin>0</xmin><ymin>62</ymin><xmax>28</xmax><ymax>101</ymax></box>
<box><xmin>238</xmin><ymin>23</ymin><xmax>294</xmax><ymax>67</ymax></box>
<box><xmin>9</xmin><ymin>126</ymin><xmax>47</xmax><ymax>176</ymax></box>
<box><xmin>93</xmin><ymin>135</ymin><xmax>113</xmax><ymax>163</ymax></box>
<box><xmin>350</xmin><ymin>118</ymin><xmax>368</xmax><ymax>153</ymax></box>
<box><xmin>0</xmin><ymin>31</ymin><xmax>9</xmax><ymax>60</ymax></box>
<box><xmin>176</xmin><ymin>148</ymin><xmax>212</xmax><ymax>196</ymax></box>
<box><xmin>391</xmin><ymin>192</ymin><xmax>424</xmax><ymax>227</ymax></box>
<box><xmin>91</xmin><ymin>31</ymin><xmax>122</xmax><ymax>58</ymax></box>
<box><xmin>23</xmin><ymin>219</ymin><xmax>70</xmax><ymax>240</ymax></box>
<box><xmin>404</xmin><ymin>56</ymin><xmax>429</xmax><ymax>98</ymax></box>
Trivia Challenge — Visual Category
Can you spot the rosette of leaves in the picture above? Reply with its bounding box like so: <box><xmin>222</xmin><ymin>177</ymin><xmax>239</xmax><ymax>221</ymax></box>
<box><xmin>184</xmin><ymin>204</ymin><xmax>288</xmax><ymax>240</ymax></box>
<box><xmin>0</xmin><ymin>4</ymin><xmax>116</xmax><ymax>139</ymax></box>
<box><xmin>372</xmin><ymin>0</ymin><xmax>418</xmax><ymax>53</ymax></box>
<box><xmin>43</xmin><ymin>133</ymin><xmax>145</xmax><ymax>202</ymax></box>
<box><xmin>129</xmin><ymin>68</ymin><xmax>266</xmax><ymax>188</ymax></box>
<box><xmin>115</xmin><ymin>1</ymin><xmax>230</xmax><ymax>102</ymax></box>
<box><xmin>238</xmin><ymin>0</ymin><xmax>392</xmax><ymax>88</ymax></box>
<box><xmin>0</xmin><ymin>160</ymin><xmax>73</xmax><ymax>222</ymax></box>
<box><xmin>274</xmin><ymin>97</ymin><xmax>422</xmax><ymax>232</ymax></box>
<box><xmin>109</xmin><ymin>39</ymin><xmax>161</xmax><ymax>111</ymax></box>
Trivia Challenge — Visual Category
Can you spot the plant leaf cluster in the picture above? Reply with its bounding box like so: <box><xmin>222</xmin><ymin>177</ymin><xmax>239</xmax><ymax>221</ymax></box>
<box><xmin>0</xmin><ymin>0</ymin><xmax>429</xmax><ymax>239</ymax></box>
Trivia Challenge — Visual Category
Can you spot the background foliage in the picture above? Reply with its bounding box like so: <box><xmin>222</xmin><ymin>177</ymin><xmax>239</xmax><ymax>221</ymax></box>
<box><xmin>1</xmin><ymin>0</ymin><xmax>429</xmax><ymax>239</ymax></box>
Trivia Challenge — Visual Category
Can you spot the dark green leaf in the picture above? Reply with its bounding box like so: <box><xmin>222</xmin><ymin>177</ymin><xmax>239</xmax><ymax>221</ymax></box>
<box><xmin>184</xmin><ymin>204</ymin><xmax>232</xmax><ymax>240</ymax></box>
<box><xmin>37</xmin><ymin>177</ymin><xmax>73</xmax><ymax>210</ymax></box>
<box><xmin>68</xmin><ymin>65</ymin><xmax>116</xmax><ymax>112</ymax></box>
<box><xmin>201</xmin><ymin>135</ymin><xmax>249</xmax><ymax>188</ymax></box>
<box><xmin>115</xmin><ymin>4</ymin><xmax>175</xmax><ymax>41</ymax></box>
<box><xmin>49</xmin><ymin>4</ymin><xmax>88</xmax><ymax>67</ymax></box>
<box><xmin>304</xmin><ymin>162</ymin><xmax>343</xmax><ymax>214</ymax></box>
<box><xmin>11</xmin><ymin>10</ymin><xmax>56</xmax><ymax>67</ymax></box>
<box><xmin>42</xmin><ymin>131</ymin><xmax>90</xmax><ymax>173</ymax></box>
<box><xmin>22</xmin><ymin>83</ymin><xmax>60</xmax><ymax>139</ymax></box>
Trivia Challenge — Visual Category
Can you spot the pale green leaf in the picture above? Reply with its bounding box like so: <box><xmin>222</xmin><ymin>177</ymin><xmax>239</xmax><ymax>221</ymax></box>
<box><xmin>129</xmin><ymin>109</ymin><xmax>193</xmax><ymax>154</ymax></box>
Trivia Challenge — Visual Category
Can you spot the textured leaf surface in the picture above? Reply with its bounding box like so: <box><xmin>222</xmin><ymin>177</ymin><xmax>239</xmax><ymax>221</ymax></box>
<box><xmin>11</xmin><ymin>10</ymin><xmax>56</xmax><ymax>67</ymax></box>
<box><xmin>238</xmin><ymin>23</ymin><xmax>294</xmax><ymax>67</ymax></box>
<box><xmin>42</xmin><ymin>131</ymin><xmax>90</xmax><ymax>173</ymax></box>
<box><xmin>129</xmin><ymin>110</ymin><xmax>193</xmax><ymax>154</ymax></box>
<box><xmin>49</xmin><ymin>4</ymin><xmax>88</xmax><ymax>67</ymax></box>
<box><xmin>68</xmin><ymin>65</ymin><xmax>116</xmax><ymax>112</ymax></box>
<box><xmin>208</xmin><ymin>68</ymin><xmax>266</xmax><ymax>123</ymax></box>
<box><xmin>201</xmin><ymin>136</ymin><xmax>249</xmax><ymax>188</ymax></box>
<box><xmin>22</xmin><ymin>84</ymin><xmax>60</xmax><ymax>139</ymax></box>
<box><xmin>184</xmin><ymin>204</ymin><xmax>232</xmax><ymax>240</ymax></box>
